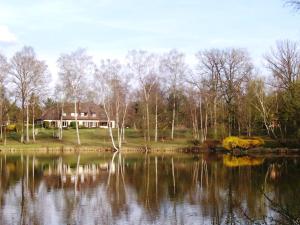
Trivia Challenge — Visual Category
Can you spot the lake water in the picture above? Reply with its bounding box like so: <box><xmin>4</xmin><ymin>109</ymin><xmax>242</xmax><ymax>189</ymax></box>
<box><xmin>0</xmin><ymin>152</ymin><xmax>299</xmax><ymax>225</ymax></box>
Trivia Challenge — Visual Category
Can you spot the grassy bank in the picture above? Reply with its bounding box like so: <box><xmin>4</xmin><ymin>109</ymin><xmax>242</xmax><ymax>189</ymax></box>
<box><xmin>0</xmin><ymin>128</ymin><xmax>194</xmax><ymax>151</ymax></box>
<box><xmin>1</xmin><ymin>128</ymin><xmax>299</xmax><ymax>153</ymax></box>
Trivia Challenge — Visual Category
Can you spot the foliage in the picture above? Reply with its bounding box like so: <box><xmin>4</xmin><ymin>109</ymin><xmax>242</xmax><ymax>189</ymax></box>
<box><xmin>223</xmin><ymin>155</ymin><xmax>264</xmax><ymax>167</ymax></box>
<box><xmin>6</xmin><ymin>124</ymin><xmax>16</xmax><ymax>132</ymax></box>
<box><xmin>70</xmin><ymin>121</ymin><xmax>76</xmax><ymax>129</ymax></box>
<box><xmin>43</xmin><ymin>121</ymin><xmax>50</xmax><ymax>129</ymax></box>
<box><xmin>222</xmin><ymin>136</ymin><xmax>264</xmax><ymax>150</ymax></box>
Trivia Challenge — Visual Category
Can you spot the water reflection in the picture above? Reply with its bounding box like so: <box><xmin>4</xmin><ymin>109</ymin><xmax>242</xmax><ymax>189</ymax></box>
<box><xmin>0</xmin><ymin>153</ymin><xmax>299</xmax><ymax>225</ymax></box>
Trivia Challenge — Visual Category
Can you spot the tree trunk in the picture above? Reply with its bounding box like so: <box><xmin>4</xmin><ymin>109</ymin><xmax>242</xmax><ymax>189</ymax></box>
<box><xmin>213</xmin><ymin>96</ymin><xmax>217</xmax><ymax>139</ymax></box>
<box><xmin>146</xmin><ymin>101</ymin><xmax>150</xmax><ymax>142</ymax></box>
<box><xmin>61</xmin><ymin>102</ymin><xmax>65</xmax><ymax>140</ymax></box>
<box><xmin>155</xmin><ymin>94</ymin><xmax>158</xmax><ymax>142</ymax></box>
<box><xmin>199</xmin><ymin>96</ymin><xmax>204</xmax><ymax>143</ymax></box>
<box><xmin>103</xmin><ymin>103</ymin><xmax>119</xmax><ymax>152</ymax></box>
<box><xmin>204</xmin><ymin>100</ymin><xmax>208</xmax><ymax>141</ymax></box>
<box><xmin>171</xmin><ymin>92</ymin><xmax>176</xmax><ymax>140</ymax></box>
<box><xmin>21</xmin><ymin>99</ymin><xmax>24</xmax><ymax>143</ymax></box>
<box><xmin>4</xmin><ymin>126</ymin><xmax>6</xmax><ymax>146</ymax></box>
<box><xmin>116</xmin><ymin>102</ymin><xmax>120</xmax><ymax>149</ymax></box>
<box><xmin>26</xmin><ymin>101</ymin><xmax>30</xmax><ymax>143</ymax></box>
<box><xmin>32</xmin><ymin>100</ymin><xmax>35</xmax><ymax>142</ymax></box>
<box><xmin>74</xmin><ymin>101</ymin><xmax>81</xmax><ymax>145</ymax></box>
<box><xmin>122</xmin><ymin>125</ymin><xmax>125</xmax><ymax>142</ymax></box>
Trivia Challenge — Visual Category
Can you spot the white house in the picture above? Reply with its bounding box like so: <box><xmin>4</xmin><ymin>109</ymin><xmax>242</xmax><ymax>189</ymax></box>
<box><xmin>38</xmin><ymin>102</ymin><xmax>115</xmax><ymax>128</ymax></box>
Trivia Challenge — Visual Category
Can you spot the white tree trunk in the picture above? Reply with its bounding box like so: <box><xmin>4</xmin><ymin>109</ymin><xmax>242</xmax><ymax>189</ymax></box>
<box><xmin>103</xmin><ymin>103</ymin><xmax>119</xmax><ymax>152</ymax></box>
<box><xmin>155</xmin><ymin>94</ymin><xmax>158</xmax><ymax>142</ymax></box>
<box><xmin>146</xmin><ymin>101</ymin><xmax>150</xmax><ymax>142</ymax></box>
<box><xmin>32</xmin><ymin>101</ymin><xmax>35</xmax><ymax>142</ymax></box>
<box><xmin>171</xmin><ymin>92</ymin><xmax>176</xmax><ymax>140</ymax></box>
<box><xmin>74</xmin><ymin>101</ymin><xmax>81</xmax><ymax>145</ymax></box>
<box><xmin>213</xmin><ymin>96</ymin><xmax>217</xmax><ymax>139</ymax></box>
<box><xmin>199</xmin><ymin>96</ymin><xmax>204</xmax><ymax>143</ymax></box>
<box><xmin>26</xmin><ymin>101</ymin><xmax>30</xmax><ymax>143</ymax></box>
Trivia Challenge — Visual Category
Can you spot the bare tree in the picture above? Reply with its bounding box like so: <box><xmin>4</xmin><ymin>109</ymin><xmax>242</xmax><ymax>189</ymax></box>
<box><xmin>194</xmin><ymin>49</ymin><xmax>221</xmax><ymax>139</ymax></box>
<box><xmin>54</xmin><ymin>85</ymin><xmax>66</xmax><ymax>140</ymax></box>
<box><xmin>265</xmin><ymin>40</ymin><xmax>300</xmax><ymax>91</ymax></box>
<box><xmin>251</xmin><ymin>79</ymin><xmax>278</xmax><ymax>137</ymax></box>
<box><xmin>57</xmin><ymin>49</ymin><xmax>93</xmax><ymax>145</ymax></box>
<box><xmin>94</xmin><ymin>59</ymin><xmax>131</xmax><ymax>151</ymax></box>
<box><xmin>0</xmin><ymin>53</ymin><xmax>10</xmax><ymax>141</ymax></box>
<box><xmin>160</xmin><ymin>49</ymin><xmax>187</xmax><ymax>140</ymax></box>
<box><xmin>127</xmin><ymin>50</ymin><xmax>158</xmax><ymax>142</ymax></box>
<box><xmin>9</xmin><ymin>46</ymin><xmax>48</xmax><ymax>143</ymax></box>
<box><xmin>218</xmin><ymin>49</ymin><xmax>253</xmax><ymax>136</ymax></box>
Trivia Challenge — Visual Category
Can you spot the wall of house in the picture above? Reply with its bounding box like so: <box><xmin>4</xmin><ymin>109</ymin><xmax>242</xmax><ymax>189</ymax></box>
<box><xmin>42</xmin><ymin>120</ymin><xmax>115</xmax><ymax>128</ymax></box>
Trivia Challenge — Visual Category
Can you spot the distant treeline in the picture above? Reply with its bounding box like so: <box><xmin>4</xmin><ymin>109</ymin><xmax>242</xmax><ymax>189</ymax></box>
<box><xmin>0</xmin><ymin>39</ymin><xmax>299</xmax><ymax>146</ymax></box>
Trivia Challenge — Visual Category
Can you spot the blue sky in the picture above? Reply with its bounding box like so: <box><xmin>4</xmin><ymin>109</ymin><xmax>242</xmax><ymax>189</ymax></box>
<box><xmin>0</xmin><ymin>0</ymin><xmax>299</xmax><ymax>77</ymax></box>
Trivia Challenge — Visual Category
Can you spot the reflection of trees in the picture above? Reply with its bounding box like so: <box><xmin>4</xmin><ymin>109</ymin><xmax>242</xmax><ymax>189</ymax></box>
<box><xmin>0</xmin><ymin>153</ymin><xmax>298</xmax><ymax>224</ymax></box>
<box><xmin>106</xmin><ymin>152</ymin><xmax>128</xmax><ymax>218</ymax></box>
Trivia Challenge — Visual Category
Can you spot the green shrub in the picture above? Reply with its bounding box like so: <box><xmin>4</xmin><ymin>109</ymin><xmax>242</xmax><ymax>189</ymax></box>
<box><xmin>70</xmin><ymin>121</ymin><xmax>76</xmax><ymax>129</ymax></box>
<box><xmin>35</xmin><ymin>124</ymin><xmax>43</xmax><ymax>128</ymax></box>
<box><xmin>43</xmin><ymin>121</ymin><xmax>50</xmax><ymax>129</ymax></box>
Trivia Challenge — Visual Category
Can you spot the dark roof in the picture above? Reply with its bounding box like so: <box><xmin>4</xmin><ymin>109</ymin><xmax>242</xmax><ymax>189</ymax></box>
<box><xmin>39</xmin><ymin>102</ymin><xmax>107</xmax><ymax>121</ymax></box>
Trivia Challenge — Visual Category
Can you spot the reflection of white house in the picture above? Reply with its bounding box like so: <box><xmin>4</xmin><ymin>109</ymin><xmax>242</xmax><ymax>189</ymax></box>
<box><xmin>38</xmin><ymin>102</ymin><xmax>115</xmax><ymax>128</ymax></box>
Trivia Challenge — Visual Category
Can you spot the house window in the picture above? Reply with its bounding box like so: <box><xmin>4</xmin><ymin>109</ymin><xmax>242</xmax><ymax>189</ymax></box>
<box><xmin>62</xmin><ymin>113</ymin><xmax>66</xmax><ymax>116</ymax></box>
<box><xmin>71</xmin><ymin>113</ymin><xmax>78</xmax><ymax>117</ymax></box>
<box><xmin>100</xmin><ymin>122</ymin><xmax>108</xmax><ymax>126</ymax></box>
<box><xmin>92</xmin><ymin>113</ymin><xmax>96</xmax><ymax>117</ymax></box>
<box><xmin>80</xmin><ymin>112</ymin><xmax>88</xmax><ymax>117</ymax></box>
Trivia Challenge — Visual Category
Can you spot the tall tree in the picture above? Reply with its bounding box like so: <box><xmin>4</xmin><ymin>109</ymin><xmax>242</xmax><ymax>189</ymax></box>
<box><xmin>265</xmin><ymin>40</ymin><xmax>300</xmax><ymax>136</ymax></box>
<box><xmin>9</xmin><ymin>46</ymin><xmax>48</xmax><ymax>143</ymax></box>
<box><xmin>195</xmin><ymin>49</ymin><xmax>222</xmax><ymax>139</ymax></box>
<box><xmin>57</xmin><ymin>49</ymin><xmax>93</xmax><ymax>145</ymax></box>
<box><xmin>0</xmin><ymin>53</ymin><xmax>10</xmax><ymax>141</ymax></box>
<box><xmin>265</xmin><ymin>40</ymin><xmax>300</xmax><ymax>91</ymax></box>
<box><xmin>218</xmin><ymin>49</ymin><xmax>252</xmax><ymax>136</ymax></box>
<box><xmin>160</xmin><ymin>49</ymin><xmax>187</xmax><ymax>140</ymax></box>
<box><xmin>127</xmin><ymin>50</ymin><xmax>158</xmax><ymax>142</ymax></box>
<box><xmin>94</xmin><ymin>59</ymin><xmax>131</xmax><ymax>151</ymax></box>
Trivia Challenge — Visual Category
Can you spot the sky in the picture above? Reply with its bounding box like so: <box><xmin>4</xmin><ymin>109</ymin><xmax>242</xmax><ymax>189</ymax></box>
<box><xmin>0</xmin><ymin>0</ymin><xmax>299</xmax><ymax>81</ymax></box>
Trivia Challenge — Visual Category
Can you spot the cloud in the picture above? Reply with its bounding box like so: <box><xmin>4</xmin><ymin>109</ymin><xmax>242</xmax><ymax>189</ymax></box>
<box><xmin>0</xmin><ymin>25</ymin><xmax>17</xmax><ymax>43</ymax></box>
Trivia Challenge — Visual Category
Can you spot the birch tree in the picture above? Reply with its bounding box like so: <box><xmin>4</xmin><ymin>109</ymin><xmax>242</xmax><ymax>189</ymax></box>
<box><xmin>9</xmin><ymin>46</ymin><xmax>48</xmax><ymax>143</ymax></box>
<box><xmin>0</xmin><ymin>53</ymin><xmax>9</xmax><ymax>142</ymax></box>
<box><xmin>265</xmin><ymin>40</ymin><xmax>300</xmax><ymax>136</ymax></box>
<box><xmin>195</xmin><ymin>50</ymin><xmax>221</xmax><ymax>139</ymax></box>
<box><xmin>57</xmin><ymin>49</ymin><xmax>93</xmax><ymax>145</ymax></box>
<box><xmin>265</xmin><ymin>40</ymin><xmax>300</xmax><ymax>91</ymax></box>
<box><xmin>127</xmin><ymin>50</ymin><xmax>158</xmax><ymax>142</ymax></box>
<box><xmin>94</xmin><ymin>59</ymin><xmax>131</xmax><ymax>151</ymax></box>
<box><xmin>160</xmin><ymin>49</ymin><xmax>187</xmax><ymax>140</ymax></box>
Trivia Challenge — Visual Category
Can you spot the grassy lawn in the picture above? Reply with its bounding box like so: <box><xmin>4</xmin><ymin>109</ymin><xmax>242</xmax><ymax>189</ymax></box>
<box><xmin>0</xmin><ymin>128</ymin><xmax>194</xmax><ymax>150</ymax></box>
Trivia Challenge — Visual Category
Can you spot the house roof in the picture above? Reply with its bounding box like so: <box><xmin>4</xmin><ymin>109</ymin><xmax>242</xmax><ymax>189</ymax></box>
<box><xmin>39</xmin><ymin>102</ymin><xmax>107</xmax><ymax>121</ymax></box>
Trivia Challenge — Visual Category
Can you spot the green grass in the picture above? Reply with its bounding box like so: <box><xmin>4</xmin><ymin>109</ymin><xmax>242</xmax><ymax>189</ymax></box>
<box><xmin>0</xmin><ymin>128</ymin><xmax>195</xmax><ymax>150</ymax></box>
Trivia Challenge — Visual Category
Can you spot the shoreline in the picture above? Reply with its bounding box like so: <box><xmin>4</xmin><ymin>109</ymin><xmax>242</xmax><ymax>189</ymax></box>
<box><xmin>0</xmin><ymin>145</ymin><xmax>300</xmax><ymax>156</ymax></box>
